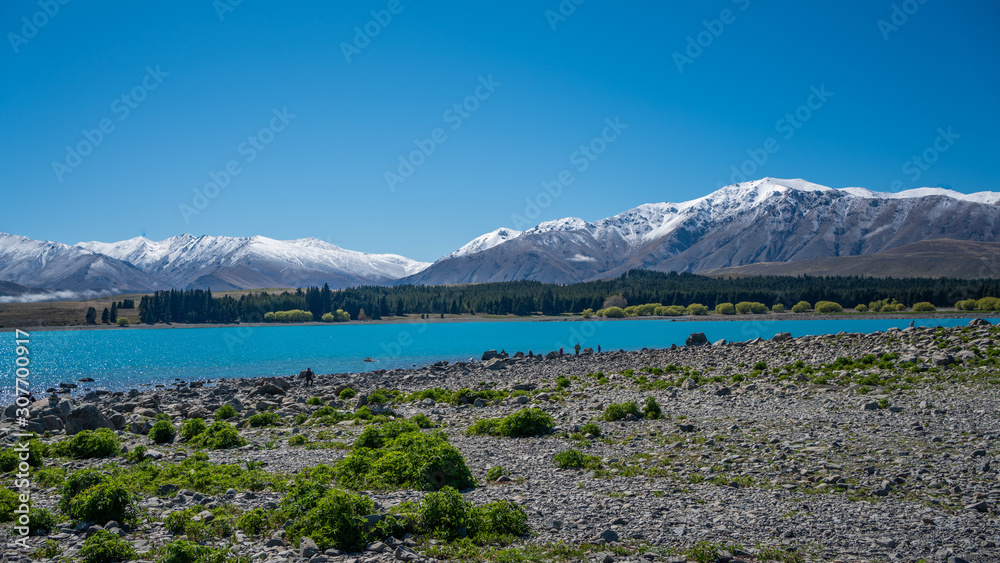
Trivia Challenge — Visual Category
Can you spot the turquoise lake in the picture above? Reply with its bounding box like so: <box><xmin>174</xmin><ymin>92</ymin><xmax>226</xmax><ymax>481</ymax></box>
<box><xmin>0</xmin><ymin>317</ymin><xmax>982</xmax><ymax>402</ymax></box>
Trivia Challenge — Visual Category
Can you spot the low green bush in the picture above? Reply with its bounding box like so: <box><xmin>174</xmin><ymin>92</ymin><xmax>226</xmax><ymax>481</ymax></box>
<box><xmin>180</xmin><ymin>418</ymin><xmax>207</xmax><ymax>441</ymax></box>
<box><xmin>149</xmin><ymin>420</ymin><xmax>177</xmax><ymax>444</ymax></box>
<box><xmin>190</xmin><ymin>421</ymin><xmax>245</xmax><ymax>450</ymax></box>
<box><xmin>306</xmin><ymin>397</ymin><xmax>323</xmax><ymax>406</ymax></box>
<box><xmin>579</xmin><ymin>422</ymin><xmax>601</xmax><ymax>436</ymax></box>
<box><xmin>912</xmin><ymin>301</ymin><xmax>936</xmax><ymax>312</ymax></box>
<box><xmin>214</xmin><ymin>405</ymin><xmax>238</xmax><ymax>420</ymax></box>
<box><xmin>409</xmin><ymin>413</ymin><xmax>436</xmax><ymax>429</ymax></box>
<box><xmin>288</xmin><ymin>435</ymin><xmax>308</xmax><ymax>447</ymax></box>
<box><xmin>336</xmin><ymin>428</ymin><xmax>474</xmax><ymax>491</ymax></box>
<box><xmin>28</xmin><ymin>507</ymin><xmax>60</xmax><ymax>535</ymax></box>
<box><xmin>285</xmin><ymin>487</ymin><xmax>377</xmax><ymax>552</ymax></box>
<box><xmin>553</xmin><ymin>449</ymin><xmax>601</xmax><ymax>470</ymax></box>
<box><xmin>68</xmin><ymin>477</ymin><xmax>141</xmax><ymax>525</ymax></box>
<box><xmin>791</xmin><ymin>301</ymin><xmax>811</xmax><ymax>313</ymax></box>
<box><xmin>686</xmin><ymin>303</ymin><xmax>709</xmax><ymax>315</ymax></box>
<box><xmin>416</xmin><ymin>486</ymin><xmax>529</xmax><ymax>541</ymax></box>
<box><xmin>714</xmin><ymin>303</ymin><xmax>736</xmax><ymax>315</ymax></box>
<box><xmin>236</xmin><ymin>507</ymin><xmax>274</xmax><ymax>537</ymax></box>
<box><xmin>467</xmin><ymin>408</ymin><xmax>554</xmax><ymax>438</ymax></box>
<box><xmin>52</xmin><ymin>428</ymin><xmax>120</xmax><ymax>459</ymax></box>
<box><xmin>58</xmin><ymin>469</ymin><xmax>105</xmax><ymax>515</ymax></box>
<box><xmin>126</xmin><ymin>444</ymin><xmax>148</xmax><ymax>463</ymax></box>
<box><xmin>247</xmin><ymin>412</ymin><xmax>280</xmax><ymax>428</ymax></box>
<box><xmin>339</xmin><ymin>388</ymin><xmax>357</xmax><ymax>400</ymax></box>
<box><xmin>0</xmin><ymin>488</ymin><xmax>19</xmax><ymax>522</ymax></box>
<box><xmin>0</xmin><ymin>438</ymin><xmax>45</xmax><ymax>471</ymax></box>
<box><xmin>602</xmin><ymin>306</ymin><xmax>626</xmax><ymax>318</ymax></box>
<box><xmin>80</xmin><ymin>529</ymin><xmax>137</xmax><ymax>563</ymax></box>
<box><xmin>485</xmin><ymin>466</ymin><xmax>507</xmax><ymax>481</ymax></box>
<box><xmin>735</xmin><ymin>301</ymin><xmax>768</xmax><ymax>314</ymax></box>
<box><xmin>600</xmin><ymin>401</ymin><xmax>640</xmax><ymax>421</ymax></box>
<box><xmin>854</xmin><ymin>304</ymin><xmax>869</xmax><ymax>313</ymax></box>
<box><xmin>815</xmin><ymin>300</ymin><xmax>844</xmax><ymax>313</ymax></box>
<box><xmin>642</xmin><ymin>396</ymin><xmax>662</xmax><ymax>419</ymax></box>
<box><xmin>771</xmin><ymin>303</ymin><xmax>786</xmax><ymax>313</ymax></box>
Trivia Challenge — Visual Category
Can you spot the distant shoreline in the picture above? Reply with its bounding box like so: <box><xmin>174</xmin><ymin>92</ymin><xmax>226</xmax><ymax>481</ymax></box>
<box><xmin>3</xmin><ymin>310</ymin><xmax>997</xmax><ymax>333</ymax></box>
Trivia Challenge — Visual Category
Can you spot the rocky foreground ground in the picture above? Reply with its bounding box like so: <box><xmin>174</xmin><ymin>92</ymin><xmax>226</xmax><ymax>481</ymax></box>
<box><xmin>3</xmin><ymin>320</ymin><xmax>999</xmax><ymax>563</ymax></box>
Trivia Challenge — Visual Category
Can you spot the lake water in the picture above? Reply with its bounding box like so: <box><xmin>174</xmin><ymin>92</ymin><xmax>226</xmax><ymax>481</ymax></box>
<box><xmin>0</xmin><ymin>317</ymin><xmax>981</xmax><ymax>402</ymax></box>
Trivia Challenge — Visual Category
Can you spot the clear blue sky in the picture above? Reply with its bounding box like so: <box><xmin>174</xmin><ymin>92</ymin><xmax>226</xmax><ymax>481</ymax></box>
<box><xmin>2</xmin><ymin>0</ymin><xmax>998</xmax><ymax>262</ymax></box>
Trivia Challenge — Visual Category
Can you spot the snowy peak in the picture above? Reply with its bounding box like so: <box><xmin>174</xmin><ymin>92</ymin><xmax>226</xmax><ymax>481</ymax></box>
<box><xmin>441</xmin><ymin>228</ymin><xmax>523</xmax><ymax>261</ymax></box>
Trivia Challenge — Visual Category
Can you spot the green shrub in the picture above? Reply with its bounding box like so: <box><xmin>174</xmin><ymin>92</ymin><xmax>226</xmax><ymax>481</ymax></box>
<box><xmin>770</xmin><ymin>303</ymin><xmax>785</xmax><ymax>313</ymax></box>
<box><xmin>791</xmin><ymin>301</ymin><xmax>811</xmax><ymax>313</ymax></box>
<box><xmin>734</xmin><ymin>301</ymin><xmax>768</xmax><ymax>314</ymax></box>
<box><xmin>80</xmin><ymin>529</ymin><xmax>137</xmax><ymax>563</ymax></box>
<box><xmin>0</xmin><ymin>488</ymin><xmax>18</xmax><ymax>522</ymax></box>
<box><xmin>306</xmin><ymin>397</ymin><xmax>323</xmax><ymax>406</ymax></box>
<box><xmin>600</xmin><ymin>401</ymin><xmax>640</xmax><ymax>421</ymax></box>
<box><xmin>52</xmin><ymin>428</ymin><xmax>120</xmax><ymax>459</ymax></box>
<box><xmin>414</xmin><ymin>487</ymin><xmax>529</xmax><ymax>541</ymax></box>
<box><xmin>335</xmin><ymin>429</ymin><xmax>474</xmax><ymax>491</ymax></box>
<box><xmin>714</xmin><ymin>302</ymin><xmax>735</xmax><ymax>315</ymax></box>
<box><xmin>286</xmin><ymin>488</ymin><xmax>376</xmax><ymax>552</ymax></box>
<box><xmin>36</xmin><ymin>467</ymin><xmax>67</xmax><ymax>488</ymax></box>
<box><xmin>581</xmin><ymin>308</ymin><xmax>594</xmax><ymax>318</ymax></box>
<box><xmin>686</xmin><ymin>303</ymin><xmax>709</xmax><ymax>315</ymax></box>
<box><xmin>977</xmin><ymin>297</ymin><xmax>1000</xmax><ymax>311</ymax></box>
<box><xmin>956</xmin><ymin>299</ymin><xmax>978</xmax><ymax>311</ymax></box>
<box><xmin>555</xmin><ymin>376</ymin><xmax>571</xmax><ymax>389</ymax></box>
<box><xmin>68</xmin><ymin>478</ymin><xmax>140</xmax><ymax>525</ymax></box>
<box><xmin>58</xmin><ymin>469</ymin><xmax>105</xmax><ymax>514</ymax></box>
<box><xmin>214</xmin><ymin>405</ymin><xmax>238</xmax><ymax>421</ymax></box>
<box><xmin>288</xmin><ymin>435</ymin><xmax>308</xmax><ymax>447</ymax></box>
<box><xmin>553</xmin><ymin>449</ymin><xmax>601</xmax><ymax>470</ymax></box>
<box><xmin>912</xmin><ymin>302</ymin><xmax>936</xmax><ymax>312</ymax></box>
<box><xmin>32</xmin><ymin>539</ymin><xmax>62</xmax><ymax>560</ymax></box>
<box><xmin>29</xmin><ymin>508</ymin><xmax>60</xmax><ymax>535</ymax></box>
<box><xmin>149</xmin><ymin>420</ymin><xmax>177</xmax><ymax>444</ymax></box>
<box><xmin>467</xmin><ymin>408</ymin><xmax>554</xmax><ymax>438</ymax></box>
<box><xmin>815</xmin><ymin>300</ymin><xmax>843</xmax><ymax>313</ymax></box>
<box><xmin>117</xmin><ymin>317</ymin><xmax>130</xmax><ymax>327</ymax></box>
<box><xmin>642</xmin><ymin>396</ymin><xmax>662</xmax><ymax>419</ymax></box>
<box><xmin>236</xmin><ymin>508</ymin><xmax>272</xmax><ymax>537</ymax></box>
<box><xmin>157</xmin><ymin>540</ymin><xmax>216</xmax><ymax>563</ymax></box>
<box><xmin>0</xmin><ymin>438</ymin><xmax>45</xmax><ymax>471</ymax></box>
<box><xmin>485</xmin><ymin>466</ymin><xmax>507</xmax><ymax>481</ymax></box>
<box><xmin>180</xmin><ymin>418</ymin><xmax>207</xmax><ymax>441</ymax></box>
<box><xmin>602</xmin><ymin>306</ymin><xmax>626</xmax><ymax>318</ymax></box>
<box><xmin>191</xmin><ymin>421</ymin><xmax>245</xmax><ymax>450</ymax></box>
<box><xmin>855</xmin><ymin>304</ymin><xmax>869</xmax><ymax>313</ymax></box>
<box><xmin>339</xmin><ymin>388</ymin><xmax>357</xmax><ymax>400</ymax></box>
<box><xmin>247</xmin><ymin>412</ymin><xmax>280</xmax><ymax>428</ymax></box>
<box><xmin>753</xmin><ymin>361</ymin><xmax>767</xmax><ymax>371</ymax></box>
<box><xmin>126</xmin><ymin>445</ymin><xmax>148</xmax><ymax>463</ymax></box>
<box><xmin>409</xmin><ymin>413</ymin><xmax>436</xmax><ymax>429</ymax></box>
<box><xmin>579</xmin><ymin>422</ymin><xmax>601</xmax><ymax>436</ymax></box>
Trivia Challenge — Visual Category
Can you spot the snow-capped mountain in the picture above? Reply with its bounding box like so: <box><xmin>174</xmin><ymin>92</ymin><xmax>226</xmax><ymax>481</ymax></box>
<box><xmin>438</xmin><ymin>228</ymin><xmax>523</xmax><ymax>261</ymax></box>
<box><xmin>75</xmin><ymin>235</ymin><xmax>430</xmax><ymax>291</ymax></box>
<box><xmin>0</xmin><ymin>233</ymin><xmax>167</xmax><ymax>295</ymax></box>
<box><xmin>403</xmin><ymin>177</ymin><xmax>1000</xmax><ymax>284</ymax></box>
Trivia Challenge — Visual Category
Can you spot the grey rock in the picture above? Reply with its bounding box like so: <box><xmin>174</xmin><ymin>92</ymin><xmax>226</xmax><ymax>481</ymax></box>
<box><xmin>599</xmin><ymin>529</ymin><xmax>619</xmax><ymax>543</ymax></box>
<box><xmin>299</xmin><ymin>536</ymin><xmax>319</xmax><ymax>558</ymax></box>
<box><xmin>64</xmin><ymin>405</ymin><xmax>114</xmax><ymax>435</ymax></box>
<box><xmin>685</xmin><ymin>332</ymin><xmax>708</xmax><ymax>346</ymax></box>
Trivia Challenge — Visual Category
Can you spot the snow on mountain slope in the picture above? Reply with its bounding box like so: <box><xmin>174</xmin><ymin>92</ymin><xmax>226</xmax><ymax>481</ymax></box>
<box><xmin>440</xmin><ymin>228</ymin><xmax>523</xmax><ymax>261</ymax></box>
<box><xmin>404</xmin><ymin>177</ymin><xmax>1000</xmax><ymax>284</ymax></box>
<box><xmin>0</xmin><ymin>233</ymin><xmax>167</xmax><ymax>293</ymax></box>
<box><xmin>76</xmin><ymin>234</ymin><xmax>430</xmax><ymax>290</ymax></box>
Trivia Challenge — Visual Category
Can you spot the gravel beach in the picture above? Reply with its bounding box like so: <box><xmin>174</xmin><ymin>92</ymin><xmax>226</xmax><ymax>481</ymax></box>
<box><xmin>4</xmin><ymin>320</ymin><xmax>998</xmax><ymax>563</ymax></box>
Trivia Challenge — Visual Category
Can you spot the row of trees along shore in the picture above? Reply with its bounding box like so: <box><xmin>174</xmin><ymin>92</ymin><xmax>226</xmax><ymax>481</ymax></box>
<box><xmin>128</xmin><ymin>270</ymin><xmax>1000</xmax><ymax>325</ymax></box>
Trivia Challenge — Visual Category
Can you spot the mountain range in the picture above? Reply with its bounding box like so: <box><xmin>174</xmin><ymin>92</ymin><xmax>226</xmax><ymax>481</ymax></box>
<box><xmin>2</xmin><ymin>178</ymin><xmax>998</xmax><ymax>300</ymax></box>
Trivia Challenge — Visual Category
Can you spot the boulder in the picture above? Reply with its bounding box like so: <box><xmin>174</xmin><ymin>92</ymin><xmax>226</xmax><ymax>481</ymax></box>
<box><xmin>968</xmin><ymin>318</ymin><xmax>991</xmax><ymax>327</ymax></box>
<box><xmin>772</xmin><ymin>332</ymin><xmax>792</xmax><ymax>342</ymax></box>
<box><xmin>65</xmin><ymin>405</ymin><xmax>114</xmax><ymax>435</ymax></box>
<box><xmin>481</xmin><ymin>350</ymin><xmax>499</xmax><ymax>361</ymax></box>
<box><xmin>685</xmin><ymin>333</ymin><xmax>708</xmax><ymax>346</ymax></box>
<box><xmin>300</xmin><ymin>537</ymin><xmax>319</xmax><ymax>559</ymax></box>
<box><xmin>109</xmin><ymin>413</ymin><xmax>127</xmax><ymax>430</ymax></box>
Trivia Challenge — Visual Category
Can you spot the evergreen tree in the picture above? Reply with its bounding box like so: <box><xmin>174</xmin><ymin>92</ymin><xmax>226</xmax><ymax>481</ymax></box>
<box><xmin>110</xmin><ymin>302</ymin><xmax>118</xmax><ymax>323</ymax></box>
<box><xmin>85</xmin><ymin>307</ymin><xmax>97</xmax><ymax>325</ymax></box>
<box><xmin>101</xmin><ymin>307</ymin><xmax>110</xmax><ymax>324</ymax></box>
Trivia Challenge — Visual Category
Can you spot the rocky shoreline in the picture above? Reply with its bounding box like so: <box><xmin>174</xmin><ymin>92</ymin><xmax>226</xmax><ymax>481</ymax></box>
<box><xmin>2</xmin><ymin>320</ymin><xmax>999</xmax><ymax>563</ymax></box>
